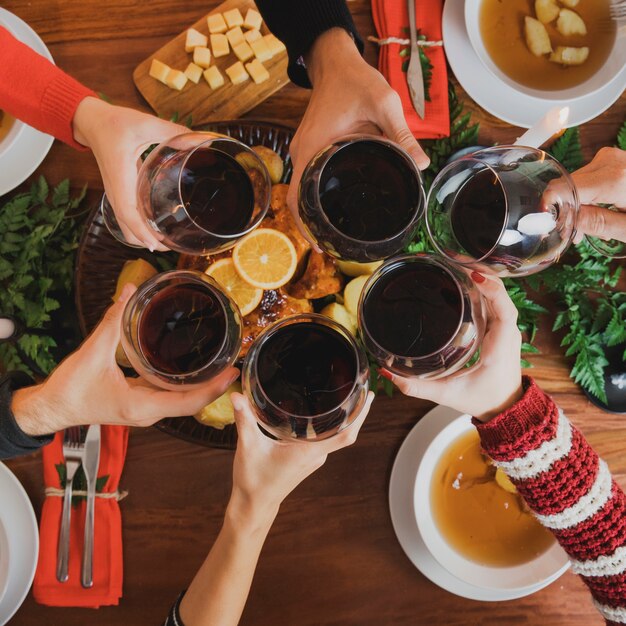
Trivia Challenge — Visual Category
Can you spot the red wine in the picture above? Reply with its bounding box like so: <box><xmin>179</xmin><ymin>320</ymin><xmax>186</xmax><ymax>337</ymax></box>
<box><xmin>362</xmin><ymin>262</ymin><xmax>463</xmax><ymax>359</ymax></box>
<box><xmin>138</xmin><ymin>283</ymin><xmax>226</xmax><ymax>375</ymax></box>
<box><xmin>450</xmin><ymin>168</ymin><xmax>507</xmax><ymax>260</ymax></box>
<box><xmin>319</xmin><ymin>140</ymin><xmax>421</xmax><ymax>241</ymax></box>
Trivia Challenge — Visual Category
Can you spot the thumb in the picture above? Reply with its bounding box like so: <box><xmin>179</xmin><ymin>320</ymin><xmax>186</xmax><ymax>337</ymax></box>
<box><xmin>577</xmin><ymin>205</ymin><xmax>626</xmax><ymax>242</ymax></box>
<box><xmin>231</xmin><ymin>392</ymin><xmax>261</xmax><ymax>444</ymax></box>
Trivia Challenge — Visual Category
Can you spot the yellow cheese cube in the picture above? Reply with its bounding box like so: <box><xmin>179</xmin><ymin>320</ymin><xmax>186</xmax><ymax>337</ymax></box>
<box><xmin>244</xmin><ymin>29</ymin><xmax>262</xmax><ymax>44</ymax></box>
<box><xmin>184</xmin><ymin>62</ymin><xmax>203</xmax><ymax>84</ymax></box>
<box><xmin>149</xmin><ymin>59</ymin><xmax>170</xmax><ymax>84</ymax></box>
<box><xmin>233</xmin><ymin>41</ymin><xmax>254</xmax><ymax>62</ymax></box>
<box><xmin>225</xmin><ymin>61</ymin><xmax>249</xmax><ymax>85</ymax></box>
<box><xmin>250</xmin><ymin>38</ymin><xmax>272</xmax><ymax>63</ymax></box>
<box><xmin>185</xmin><ymin>28</ymin><xmax>208</xmax><ymax>52</ymax></box>
<box><xmin>243</xmin><ymin>8</ymin><xmax>263</xmax><ymax>31</ymax></box>
<box><xmin>226</xmin><ymin>26</ymin><xmax>245</xmax><ymax>47</ymax></box>
<box><xmin>193</xmin><ymin>46</ymin><xmax>212</xmax><ymax>68</ymax></box>
<box><xmin>223</xmin><ymin>8</ymin><xmax>243</xmax><ymax>28</ymax></box>
<box><xmin>210</xmin><ymin>33</ymin><xmax>230</xmax><ymax>57</ymax></box>
<box><xmin>245</xmin><ymin>58</ymin><xmax>270</xmax><ymax>85</ymax></box>
<box><xmin>264</xmin><ymin>34</ymin><xmax>286</xmax><ymax>56</ymax></box>
<box><xmin>207</xmin><ymin>12</ymin><xmax>227</xmax><ymax>34</ymax></box>
<box><xmin>165</xmin><ymin>69</ymin><xmax>188</xmax><ymax>91</ymax></box>
<box><xmin>204</xmin><ymin>65</ymin><xmax>225</xmax><ymax>90</ymax></box>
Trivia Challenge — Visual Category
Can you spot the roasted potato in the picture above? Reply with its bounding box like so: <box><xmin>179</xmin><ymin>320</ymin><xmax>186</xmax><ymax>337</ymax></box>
<box><xmin>252</xmin><ymin>145</ymin><xmax>284</xmax><ymax>184</ymax></box>
<box><xmin>194</xmin><ymin>381</ymin><xmax>242</xmax><ymax>429</ymax></box>
<box><xmin>343</xmin><ymin>275</ymin><xmax>370</xmax><ymax>317</ymax></box>
<box><xmin>535</xmin><ymin>0</ymin><xmax>559</xmax><ymax>24</ymax></box>
<box><xmin>524</xmin><ymin>16</ymin><xmax>552</xmax><ymax>57</ymax></box>
<box><xmin>556</xmin><ymin>9</ymin><xmax>587</xmax><ymax>36</ymax></box>
<box><xmin>320</xmin><ymin>302</ymin><xmax>357</xmax><ymax>336</ymax></box>
<box><xmin>550</xmin><ymin>46</ymin><xmax>589</xmax><ymax>65</ymax></box>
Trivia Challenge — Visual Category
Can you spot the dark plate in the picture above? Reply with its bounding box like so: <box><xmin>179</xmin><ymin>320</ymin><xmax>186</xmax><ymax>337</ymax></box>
<box><xmin>75</xmin><ymin>120</ymin><xmax>295</xmax><ymax>449</ymax></box>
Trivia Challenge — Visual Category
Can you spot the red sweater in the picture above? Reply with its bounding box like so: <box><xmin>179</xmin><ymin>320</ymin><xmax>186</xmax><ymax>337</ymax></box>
<box><xmin>476</xmin><ymin>377</ymin><xmax>626</xmax><ymax>626</ymax></box>
<box><xmin>0</xmin><ymin>26</ymin><xmax>94</xmax><ymax>149</ymax></box>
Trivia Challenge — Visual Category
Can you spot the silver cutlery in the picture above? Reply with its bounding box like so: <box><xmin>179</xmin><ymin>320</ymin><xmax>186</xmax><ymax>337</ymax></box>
<box><xmin>406</xmin><ymin>0</ymin><xmax>425</xmax><ymax>119</ymax></box>
<box><xmin>81</xmin><ymin>424</ymin><xmax>101</xmax><ymax>589</ymax></box>
<box><xmin>56</xmin><ymin>427</ymin><xmax>84</xmax><ymax>583</ymax></box>
<box><xmin>610</xmin><ymin>0</ymin><xmax>626</xmax><ymax>20</ymax></box>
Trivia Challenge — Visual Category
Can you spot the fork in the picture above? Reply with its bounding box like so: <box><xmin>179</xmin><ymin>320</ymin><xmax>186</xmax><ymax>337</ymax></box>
<box><xmin>610</xmin><ymin>0</ymin><xmax>626</xmax><ymax>19</ymax></box>
<box><xmin>56</xmin><ymin>426</ymin><xmax>84</xmax><ymax>583</ymax></box>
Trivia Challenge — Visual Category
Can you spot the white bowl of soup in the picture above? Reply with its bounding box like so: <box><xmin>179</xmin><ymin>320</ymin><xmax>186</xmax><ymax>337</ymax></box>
<box><xmin>415</xmin><ymin>415</ymin><xmax>569</xmax><ymax>597</ymax></box>
<box><xmin>0</xmin><ymin>110</ymin><xmax>24</xmax><ymax>159</ymax></box>
<box><xmin>464</xmin><ymin>0</ymin><xmax>626</xmax><ymax>101</ymax></box>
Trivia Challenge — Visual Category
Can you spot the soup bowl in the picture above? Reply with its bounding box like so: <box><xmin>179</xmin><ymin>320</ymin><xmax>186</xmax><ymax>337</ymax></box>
<box><xmin>0</xmin><ymin>112</ymin><xmax>24</xmax><ymax>160</ymax></box>
<box><xmin>464</xmin><ymin>0</ymin><xmax>626</xmax><ymax>102</ymax></box>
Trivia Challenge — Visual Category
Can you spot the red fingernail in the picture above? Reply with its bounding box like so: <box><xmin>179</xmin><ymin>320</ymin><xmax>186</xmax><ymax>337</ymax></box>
<box><xmin>378</xmin><ymin>368</ymin><xmax>394</xmax><ymax>381</ymax></box>
<box><xmin>471</xmin><ymin>271</ymin><xmax>486</xmax><ymax>284</ymax></box>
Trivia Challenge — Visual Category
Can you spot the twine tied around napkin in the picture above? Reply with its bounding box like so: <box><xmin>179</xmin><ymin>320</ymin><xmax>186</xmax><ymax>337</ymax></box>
<box><xmin>367</xmin><ymin>35</ymin><xmax>443</xmax><ymax>48</ymax></box>
<box><xmin>44</xmin><ymin>487</ymin><xmax>129</xmax><ymax>501</ymax></box>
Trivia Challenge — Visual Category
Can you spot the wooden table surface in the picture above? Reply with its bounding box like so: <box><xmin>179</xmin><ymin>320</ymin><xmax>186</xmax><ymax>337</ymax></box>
<box><xmin>3</xmin><ymin>1</ymin><xmax>626</xmax><ymax>625</ymax></box>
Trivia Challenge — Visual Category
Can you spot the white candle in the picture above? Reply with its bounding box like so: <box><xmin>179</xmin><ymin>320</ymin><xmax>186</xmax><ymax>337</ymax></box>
<box><xmin>0</xmin><ymin>317</ymin><xmax>16</xmax><ymax>340</ymax></box>
<box><xmin>515</xmin><ymin>106</ymin><xmax>570</xmax><ymax>149</ymax></box>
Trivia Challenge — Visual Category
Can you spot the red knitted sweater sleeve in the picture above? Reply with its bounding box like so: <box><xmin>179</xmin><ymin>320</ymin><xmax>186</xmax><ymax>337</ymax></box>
<box><xmin>0</xmin><ymin>26</ymin><xmax>95</xmax><ymax>149</ymax></box>
<box><xmin>475</xmin><ymin>376</ymin><xmax>626</xmax><ymax>626</ymax></box>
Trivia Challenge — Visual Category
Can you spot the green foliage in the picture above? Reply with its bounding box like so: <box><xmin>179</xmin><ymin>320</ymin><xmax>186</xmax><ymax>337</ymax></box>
<box><xmin>55</xmin><ymin>463</ymin><xmax>110</xmax><ymax>506</ymax></box>
<box><xmin>0</xmin><ymin>177</ymin><xmax>86</xmax><ymax>375</ymax></box>
<box><xmin>547</xmin><ymin>127</ymin><xmax>583</xmax><ymax>173</ymax></box>
<box><xmin>617</xmin><ymin>119</ymin><xmax>626</xmax><ymax>151</ymax></box>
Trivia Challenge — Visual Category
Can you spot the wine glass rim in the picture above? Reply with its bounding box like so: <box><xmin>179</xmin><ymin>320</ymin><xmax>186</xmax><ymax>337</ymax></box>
<box><xmin>131</xmin><ymin>270</ymin><xmax>231</xmax><ymax>380</ymax></box>
<box><xmin>175</xmin><ymin>134</ymin><xmax>271</xmax><ymax>240</ymax></box>
<box><xmin>359</xmin><ymin>253</ymin><xmax>467</xmax><ymax>361</ymax></box>
<box><xmin>312</xmin><ymin>136</ymin><xmax>425</xmax><ymax>246</ymax></box>
<box><xmin>249</xmin><ymin>313</ymin><xmax>365</xmax><ymax>420</ymax></box>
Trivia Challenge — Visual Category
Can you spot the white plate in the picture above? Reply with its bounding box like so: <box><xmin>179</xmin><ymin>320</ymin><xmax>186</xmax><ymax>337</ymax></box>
<box><xmin>442</xmin><ymin>0</ymin><xmax>626</xmax><ymax>129</ymax></box>
<box><xmin>0</xmin><ymin>462</ymin><xmax>39</xmax><ymax>626</ymax></box>
<box><xmin>0</xmin><ymin>8</ymin><xmax>55</xmax><ymax>196</ymax></box>
<box><xmin>388</xmin><ymin>404</ymin><xmax>568</xmax><ymax>601</ymax></box>
<box><xmin>0</xmin><ymin>521</ymin><xmax>8</xmax><ymax>606</ymax></box>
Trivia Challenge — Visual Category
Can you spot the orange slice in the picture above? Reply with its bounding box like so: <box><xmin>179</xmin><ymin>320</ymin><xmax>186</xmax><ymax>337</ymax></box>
<box><xmin>206</xmin><ymin>258</ymin><xmax>263</xmax><ymax>316</ymax></box>
<box><xmin>232</xmin><ymin>228</ymin><xmax>297</xmax><ymax>289</ymax></box>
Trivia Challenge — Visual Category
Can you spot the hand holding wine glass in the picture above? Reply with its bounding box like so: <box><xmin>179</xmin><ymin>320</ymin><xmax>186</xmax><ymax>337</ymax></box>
<box><xmin>382</xmin><ymin>273</ymin><xmax>523</xmax><ymax>422</ymax></box>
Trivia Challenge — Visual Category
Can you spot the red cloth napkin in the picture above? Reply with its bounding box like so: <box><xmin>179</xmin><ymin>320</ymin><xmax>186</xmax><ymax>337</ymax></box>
<box><xmin>372</xmin><ymin>0</ymin><xmax>450</xmax><ymax>139</ymax></box>
<box><xmin>33</xmin><ymin>426</ymin><xmax>129</xmax><ymax>607</ymax></box>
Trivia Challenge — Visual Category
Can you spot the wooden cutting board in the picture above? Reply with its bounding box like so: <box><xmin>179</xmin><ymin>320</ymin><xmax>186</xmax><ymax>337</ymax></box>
<box><xmin>133</xmin><ymin>0</ymin><xmax>289</xmax><ymax>125</ymax></box>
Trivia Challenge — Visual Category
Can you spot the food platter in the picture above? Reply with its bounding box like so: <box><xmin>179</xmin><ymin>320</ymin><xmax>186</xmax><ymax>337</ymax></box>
<box><xmin>75</xmin><ymin>120</ymin><xmax>295</xmax><ymax>449</ymax></box>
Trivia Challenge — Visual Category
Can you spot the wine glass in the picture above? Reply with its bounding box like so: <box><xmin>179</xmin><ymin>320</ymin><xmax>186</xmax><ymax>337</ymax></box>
<box><xmin>297</xmin><ymin>135</ymin><xmax>425</xmax><ymax>262</ymax></box>
<box><xmin>242</xmin><ymin>314</ymin><xmax>370</xmax><ymax>441</ymax></box>
<box><xmin>358</xmin><ymin>253</ymin><xmax>486</xmax><ymax>379</ymax></box>
<box><xmin>425</xmin><ymin>146</ymin><xmax>579</xmax><ymax>277</ymax></box>
<box><xmin>102</xmin><ymin>132</ymin><xmax>271</xmax><ymax>255</ymax></box>
<box><xmin>121</xmin><ymin>270</ymin><xmax>242</xmax><ymax>390</ymax></box>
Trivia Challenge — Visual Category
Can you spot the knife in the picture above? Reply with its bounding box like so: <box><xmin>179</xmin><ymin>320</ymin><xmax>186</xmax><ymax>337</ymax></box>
<box><xmin>81</xmin><ymin>424</ymin><xmax>101</xmax><ymax>588</ymax></box>
<box><xmin>406</xmin><ymin>0</ymin><xmax>426</xmax><ymax>119</ymax></box>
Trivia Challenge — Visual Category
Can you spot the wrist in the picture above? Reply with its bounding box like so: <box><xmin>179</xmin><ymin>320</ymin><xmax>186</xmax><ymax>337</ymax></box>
<box><xmin>305</xmin><ymin>28</ymin><xmax>362</xmax><ymax>87</ymax></box>
<box><xmin>72</xmin><ymin>96</ymin><xmax>109</xmax><ymax>148</ymax></box>
<box><xmin>474</xmin><ymin>378</ymin><xmax>524</xmax><ymax>423</ymax></box>
<box><xmin>11</xmin><ymin>384</ymin><xmax>66</xmax><ymax>436</ymax></box>
<box><xmin>226</xmin><ymin>487</ymin><xmax>279</xmax><ymax>533</ymax></box>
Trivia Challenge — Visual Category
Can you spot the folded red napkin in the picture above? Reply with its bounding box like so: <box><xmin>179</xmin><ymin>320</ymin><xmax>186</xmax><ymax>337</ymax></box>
<box><xmin>33</xmin><ymin>426</ymin><xmax>129</xmax><ymax>607</ymax></box>
<box><xmin>372</xmin><ymin>0</ymin><xmax>450</xmax><ymax>139</ymax></box>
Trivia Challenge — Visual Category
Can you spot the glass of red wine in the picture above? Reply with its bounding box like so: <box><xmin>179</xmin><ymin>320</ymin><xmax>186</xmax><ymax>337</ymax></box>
<box><xmin>358</xmin><ymin>254</ymin><xmax>486</xmax><ymax>379</ymax></box>
<box><xmin>242</xmin><ymin>314</ymin><xmax>370</xmax><ymax>441</ymax></box>
<box><xmin>102</xmin><ymin>132</ymin><xmax>271</xmax><ymax>255</ymax></box>
<box><xmin>121</xmin><ymin>270</ymin><xmax>242</xmax><ymax>390</ymax></box>
<box><xmin>297</xmin><ymin>136</ymin><xmax>425</xmax><ymax>262</ymax></box>
<box><xmin>425</xmin><ymin>146</ymin><xmax>579</xmax><ymax>277</ymax></box>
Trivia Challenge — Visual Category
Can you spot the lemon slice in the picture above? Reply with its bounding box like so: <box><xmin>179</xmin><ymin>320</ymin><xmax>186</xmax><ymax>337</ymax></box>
<box><xmin>495</xmin><ymin>468</ymin><xmax>518</xmax><ymax>494</ymax></box>
<box><xmin>232</xmin><ymin>228</ymin><xmax>297</xmax><ymax>289</ymax></box>
<box><xmin>206</xmin><ymin>258</ymin><xmax>263</xmax><ymax>316</ymax></box>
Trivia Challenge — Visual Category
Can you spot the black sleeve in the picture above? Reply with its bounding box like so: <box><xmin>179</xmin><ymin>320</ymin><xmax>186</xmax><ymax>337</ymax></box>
<box><xmin>255</xmin><ymin>0</ymin><xmax>364</xmax><ymax>88</ymax></box>
<box><xmin>0</xmin><ymin>371</ymin><xmax>53</xmax><ymax>460</ymax></box>
<box><xmin>163</xmin><ymin>591</ymin><xmax>186</xmax><ymax>626</ymax></box>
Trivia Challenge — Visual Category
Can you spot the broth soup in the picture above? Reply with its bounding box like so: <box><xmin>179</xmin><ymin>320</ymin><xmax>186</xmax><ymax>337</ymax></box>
<box><xmin>0</xmin><ymin>110</ymin><xmax>15</xmax><ymax>144</ymax></box>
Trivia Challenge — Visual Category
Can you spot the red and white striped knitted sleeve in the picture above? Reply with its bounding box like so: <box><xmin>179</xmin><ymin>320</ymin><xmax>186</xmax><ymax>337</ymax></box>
<box><xmin>475</xmin><ymin>376</ymin><xmax>626</xmax><ymax>626</ymax></box>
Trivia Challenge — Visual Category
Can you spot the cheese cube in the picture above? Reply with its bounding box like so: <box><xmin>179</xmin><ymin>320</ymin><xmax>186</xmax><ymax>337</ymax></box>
<box><xmin>184</xmin><ymin>62</ymin><xmax>203</xmax><ymax>84</ymax></box>
<box><xmin>223</xmin><ymin>8</ymin><xmax>243</xmax><ymax>28</ymax></box>
<box><xmin>225</xmin><ymin>61</ymin><xmax>249</xmax><ymax>85</ymax></box>
<box><xmin>165</xmin><ymin>69</ymin><xmax>188</xmax><ymax>91</ymax></box>
<box><xmin>245</xmin><ymin>58</ymin><xmax>270</xmax><ymax>85</ymax></box>
<box><xmin>226</xmin><ymin>26</ymin><xmax>245</xmax><ymax>47</ymax></box>
<box><xmin>243</xmin><ymin>8</ymin><xmax>263</xmax><ymax>31</ymax></box>
<box><xmin>204</xmin><ymin>65</ymin><xmax>225</xmax><ymax>89</ymax></box>
<box><xmin>210</xmin><ymin>33</ymin><xmax>230</xmax><ymax>57</ymax></box>
<box><xmin>244</xmin><ymin>29</ymin><xmax>262</xmax><ymax>44</ymax></box>
<box><xmin>185</xmin><ymin>28</ymin><xmax>208</xmax><ymax>52</ymax></box>
<box><xmin>250</xmin><ymin>38</ymin><xmax>272</xmax><ymax>63</ymax></box>
<box><xmin>193</xmin><ymin>46</ymin><xmax>212</xmax><ymax>68</ymax></box>
<box><xmin>149</xmin><ymin>59</ymin><xmax>170</xmax><ymax>84</ymax></box>
<box><xmin>233</xmin><ymin>41</ymin><xmax>254</xmax><ymax>62</ymax></box>
<box><xmin>207</xmin><ymin>13</ymin><xmax>228</xmax><ymax>33</ymax></box>
<box><xmin>263</xmin><ymin>34</ymin><xmax>286</xmax><ymax>56</ymax></box>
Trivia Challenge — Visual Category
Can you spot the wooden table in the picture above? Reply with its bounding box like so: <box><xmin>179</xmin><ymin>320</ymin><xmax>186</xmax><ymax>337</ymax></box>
<box><xmin>4</xmin><ymin>1</ymin><xmax>625</xmax><ymax>624</ymax></box>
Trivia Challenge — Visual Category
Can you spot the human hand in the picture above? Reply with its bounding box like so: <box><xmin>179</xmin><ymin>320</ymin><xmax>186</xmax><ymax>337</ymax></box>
<box><xmin>288</xmin><ymin>28</ymin><xmax>430</xmax><ymax>248</ymax></box>
<box><xmin>11</xmin><ymin>284</ymin><xmax>239</xmax><ymax>436</ymax></box>
<box><xmin>571</xmin><ymin>147</ymin><xmax>626</xmax><ymax>243</ymax></box>
<box><xmin>229</xmin><ymin>391</ymin><xmax>374</xmax><ymax>513</ymax></box>
<box><xmin>382</xmin><ymin>274</ymin><xmax>523</xmax><ymax>422</ymax></box>
<box><xmin>72</xmin><ymin>96</ymin><xmax>188</xmax><ymax>250</ymax></box>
